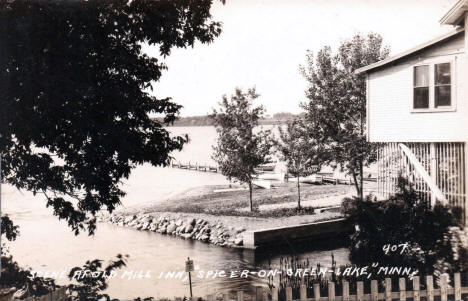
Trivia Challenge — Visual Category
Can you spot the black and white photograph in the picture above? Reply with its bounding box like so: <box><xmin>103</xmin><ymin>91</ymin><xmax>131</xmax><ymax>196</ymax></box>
<box><xmin>1</xmin><ymin>0</ymin><xmax>468</xmax><ymax>300</ymax></box>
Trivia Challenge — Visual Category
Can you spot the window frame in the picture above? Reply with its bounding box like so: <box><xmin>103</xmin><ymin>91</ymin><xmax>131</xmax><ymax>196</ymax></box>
<box><xmin>411</xmin><ymin>58</ymin><xmax>456</xmax><ymax>113</ymax></box>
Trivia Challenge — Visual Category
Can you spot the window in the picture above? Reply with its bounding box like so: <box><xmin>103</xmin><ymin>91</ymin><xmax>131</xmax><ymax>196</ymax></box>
<box><xmin>412</xmin><ymin>62</ymin><xmax>453</xmax><ymax>111</ymax></box>
<box><xmin>434</xmin><ymin>63</ymin><xmax>451</xmax><ymax>107</ymax></box>
<box><xmin>413</xmin><ymin>65</ymin><xmax>429</xmax><ymax>109</ymax></box>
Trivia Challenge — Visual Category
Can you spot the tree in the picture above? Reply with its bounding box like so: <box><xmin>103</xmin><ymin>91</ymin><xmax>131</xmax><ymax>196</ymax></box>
<box><xmin>0</xmin><ymin>0</ymin><xmax>223</xmax><ymax>235</ymax></box>
<box><xmin>300</xmin><ymin>33</ymin><xmax>389</xmax><ymax>198</ymax></box>
<box><xmin>211</xmin><ymin>88</ymin><xmax>274</xmax><ymax>211</ymax></box>
<box><xmin>276</xmin><ymin>119</ymin><xmax>321</xmax><ymax>209</ymax></box>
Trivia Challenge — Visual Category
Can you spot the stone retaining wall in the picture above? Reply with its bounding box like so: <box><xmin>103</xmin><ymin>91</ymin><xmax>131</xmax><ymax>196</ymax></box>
<box><xmin>98</xmin><ymin>212</ymin><xmax>246</xmax><ymax>248</ymax></box>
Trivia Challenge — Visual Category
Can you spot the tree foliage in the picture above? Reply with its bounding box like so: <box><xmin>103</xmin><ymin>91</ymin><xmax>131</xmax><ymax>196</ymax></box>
<box><xmin>67</xmin><ymin>255</ymin><xmax>128</xmax><ymax>301</ymax></box>
<box><xmin>276</xmin><ymin>119</ymin><xmax>322</xmax><ymax>209</ymax></box>
<box><xmin>0</xmin><ymin>0</ymin><xmax>223</xmax><ymax>234</ymax></box>
<box><xmin>342</xmin><ymin>177</ymin><xmax>468</xmax><ymax>276</ymax></box>
<box><xmin>301</xmin><ymin>33</ymin><xmax>389</xmax><ymax>198</ymax></box>
<box><xmin>211</xmin><ymin>88</ymin><xmax>274</xmax><ymax>211</ymax></box>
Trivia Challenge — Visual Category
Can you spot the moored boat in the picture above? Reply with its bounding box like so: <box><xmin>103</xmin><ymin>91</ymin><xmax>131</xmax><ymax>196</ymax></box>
<box><xmin>252</xmin><ymin>179</ymin><xmax>271</xmax><ymax>189</ymax></box>
<box><xmin>256</xmin><ymin>162</ymin><xmax>276</xmax><ymax>171</ymax></box>
<box><xmin>288</xmin><ymin>174</ymin><xmax>323</xmax><ymax>184</ymax></box>
<box><xmin>257</xmin><ymin>172</ymin><xmax>285</xmax><ymax>181</ymax></box>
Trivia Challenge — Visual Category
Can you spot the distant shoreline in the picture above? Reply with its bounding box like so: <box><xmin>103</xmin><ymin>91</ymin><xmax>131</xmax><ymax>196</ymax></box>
<box><xmin>154</xmin><ymin>112</ymin><xmax>303</xmax><ymax>127</ymax></box>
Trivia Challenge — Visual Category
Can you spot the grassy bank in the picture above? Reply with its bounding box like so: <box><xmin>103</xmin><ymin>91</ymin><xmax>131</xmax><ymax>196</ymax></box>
<box><xmin>133</xmin><ymin>182</ymin><xmax>353</xmax><ymax>218</ymax></box>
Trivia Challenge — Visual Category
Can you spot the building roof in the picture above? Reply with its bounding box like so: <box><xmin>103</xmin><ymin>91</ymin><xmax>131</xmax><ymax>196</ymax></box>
<box><xmin>440</xmin><ymin>0</ymin><xmax>468</xmax><ymax>26</ymax></box>
<box><xmin>355</xmin><ymin>27</ymin><xmax>464</xmax><ymax>74</ymax></box>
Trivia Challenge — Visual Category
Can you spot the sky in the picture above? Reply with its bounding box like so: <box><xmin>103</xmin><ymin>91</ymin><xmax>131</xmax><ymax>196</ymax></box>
<box><xmin>146</xmin><ymin>0</ymin><xmax>458</xmax><ymax>117</ymax></box>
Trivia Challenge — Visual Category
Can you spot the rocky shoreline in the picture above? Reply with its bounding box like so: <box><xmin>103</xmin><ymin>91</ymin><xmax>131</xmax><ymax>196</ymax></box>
<box><xmin>98</xmin><ymin>212</ymin><xmax>246</xmax><ymax>248</ymax></box>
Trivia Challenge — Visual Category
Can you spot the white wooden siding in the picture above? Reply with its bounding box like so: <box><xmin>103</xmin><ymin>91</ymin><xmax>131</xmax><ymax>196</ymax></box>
<box><xmin>367</xmin><ymin>33</ymin><xmax>467</xmax><ymax>142</ymax></box>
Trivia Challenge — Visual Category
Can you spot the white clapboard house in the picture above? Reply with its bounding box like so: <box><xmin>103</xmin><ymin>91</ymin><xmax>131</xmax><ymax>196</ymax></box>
<box><xmin>356</xmin><ymin>0</ymin><xmax>468</xmax><ymax>225</ymax></box>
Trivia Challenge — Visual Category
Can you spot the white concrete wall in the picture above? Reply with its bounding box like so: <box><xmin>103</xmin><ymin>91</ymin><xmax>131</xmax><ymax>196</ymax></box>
<box><xmin>367</xmin><ymin>33</ymin><xmax>467</xmax><ymax>142</ymax></box>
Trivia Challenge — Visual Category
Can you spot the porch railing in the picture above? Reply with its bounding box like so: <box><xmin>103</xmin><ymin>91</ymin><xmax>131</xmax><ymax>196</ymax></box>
<box><xmin>377</xmin><ymin>142</ymin><xmax>466</xmax><ymax>223</ymax></box>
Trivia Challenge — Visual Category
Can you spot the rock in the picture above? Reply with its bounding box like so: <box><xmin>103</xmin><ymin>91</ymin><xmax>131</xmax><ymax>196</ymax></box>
<box><xmin>181</xmin><ymin>233</ymin><xmax>192</xmax><ymax>239</ymax></box>
<box><xmin>124</xmin><ymin>215</ymin><xmax>136</xmax><ymax>224</ymax></box>
<box><xmin>200</xmin><ymin>234</ymin><xmax>210</xmax><ymax>242</ymax></box>
<box><xmin>186</xmin><ymin>218</ymin><xmax>196</xmax><ymax>226</ymax></box>
<box><xmin>149</xmin><ymin>224</ymin><xmax>158</xmax><ymax>231</ymax></box>
<box><xmin>235</xmin><ymin>227</ymin><xmax>246</xmax><ymax>233</ymax></box>
<box><xmin>141</xmin><ymin>217</ymin><xmax>152</xmax><ymax>224</ymax></box>
<box><xmin>167</xmin><ymin>223</ymin><xmax>177</xmax><ymax>234</ymax></box>
<box><xmin>176</xmin><ymin>225</ymin><xmax>184</xmax><ymax>233</ymax></box>
<box><xmin>175</xmin><ymin>219</ymin><xmax>183</xmax><ymax>227</ymax></box>
<box><xmin>184</xmin><ymin>224</ymin><xmax>193</xmax><ymax>233</ymax></box>
<box><xmin>142</xmin><ymin>222</ymin><xmax>151</xmax><ymax>230</ymax></box>
<box><xmin>234</xmin><ymin>237</ymin><xmax>243</xmax><ymax>246</ymax></box>
<box><xmin>157</xmin><ymin>226</ymin><xmax>167</xmax><ymax>234</ymax></box>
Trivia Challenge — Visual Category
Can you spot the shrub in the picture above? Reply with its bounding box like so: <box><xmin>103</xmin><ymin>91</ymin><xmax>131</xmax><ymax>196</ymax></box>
<box><xmin>342</xmin><ymin>177</ymin><xmax>468</xmax><ymax>276</ymax></box>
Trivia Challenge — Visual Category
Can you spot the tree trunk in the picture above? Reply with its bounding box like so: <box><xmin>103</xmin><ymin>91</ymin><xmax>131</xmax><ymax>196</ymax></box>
<box><xmin>352</xmin><ymin>171</ymin><xmax>361</xmax><ymax>198</ymax></box>
<box><xmin>297</xmin><ymin>175</ymin><xmax>301</xmax><ymax>210</ymax></box>
<box><xmin>249</xmin><ymin>181</ymin><xmax>253</xmax><ymax>211</ymax></box>
<box><xmin>359</xmin><ymin>160</ymin><xmax>364</xmax><ymax>200</ymax></box>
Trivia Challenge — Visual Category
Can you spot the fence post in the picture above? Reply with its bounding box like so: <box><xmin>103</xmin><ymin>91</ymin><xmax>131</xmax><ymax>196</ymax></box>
<box><xmin>342</xmin><ymin>281</ymin><xmax>349</xmax><ymax>301</ymax></box>
<box><xmin>426</xmin><ymin>275</ymin><xmax>434</xmax><ymax>301</ymax></box>
<box><xmin>371</xmin><ymin>280</ymin><xmax>378</xmax><ymax>301</ymax></box>
<box><xmin>440</xmin><ymin>274</ymin><xmax>448</xmax><ymax>301</ymax></box>
<box><xmin>300</xmin><ymin>284</ymin><xmax>307</xmax><ymax>300</ymax></box>
<box><xmin>454</xmin><ymin>273</ymin><xmax>461</xmax><ymax>301</ymax></box>
<box><xmin>399</xmin><ymin>278</ymin><xmax>407</xmax><ymax>301</ymax></box>
<box><xmin>256</xmin><ymin>286</ymin><xmax>263</xmax><ymax>301</ymax></box>
<box><xmin>263</xmin><ymin>290</ymin><xmax>268</xmax><ymax>301</ymax></box>
<box><xmin>357</xmin><ymin>281</ymin><xmax>364</xmax><ymax>301</ymax></box>
<box><xmin>413</xmin><ymin>276</ymin><xmax>420</xmax><ymax>301</ymax></box>
<box><xmin>286</xmin><ymin>286</ymin><xmax>293</xmax><ymax>301</ymax></box>
<box><xmin>385</xmin><ymin>278</ymin><xmax>392</xmax><ymax>301</ymax></box>
<box><xmin>328</xmin><ymin>282</ymin><xmax>335</xmax><ymax>301</ymax></box>
<box><xmin>237</xmin><ymin>291</ymin><xmax>244</xmax><ymax>301</ymax></box>
<box><xmin>271</xmin><ymin>287</ymin><xmax>278</xmax><ymax>301</ymax></box>
<box><xmin>314</xmin><ymin>283</ymin><xmax>320</xmax><ymax>301</ymax></box>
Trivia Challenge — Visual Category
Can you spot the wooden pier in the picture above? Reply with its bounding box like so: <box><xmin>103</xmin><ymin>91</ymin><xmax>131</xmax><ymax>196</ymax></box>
<box><xmin>171</xmin><ymin>161</ymin><xmax>219</xmax><ymax>173</ymax></box>
<box><xmin>170</xmin><ymin>163</ymin><xmax>367</xmax><ymax>185</ymax></box>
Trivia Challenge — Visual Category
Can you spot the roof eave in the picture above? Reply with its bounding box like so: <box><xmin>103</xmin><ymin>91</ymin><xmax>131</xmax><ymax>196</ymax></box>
<box><xmin>355</xmin><ymin>28</ymin><xmax>464</xmax><ymax>75</ymax></box>
<box><xmin>440</xmin><ymin>0</ymin><xmax>468</xmax><ymax>25</ymax></box>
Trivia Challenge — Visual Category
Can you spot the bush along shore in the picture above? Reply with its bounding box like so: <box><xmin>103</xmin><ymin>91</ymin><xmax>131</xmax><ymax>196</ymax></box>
<box><xmin>98</xmin><ymin>212</ymin><xmax>246</xmax><ymax>247</ymax></box>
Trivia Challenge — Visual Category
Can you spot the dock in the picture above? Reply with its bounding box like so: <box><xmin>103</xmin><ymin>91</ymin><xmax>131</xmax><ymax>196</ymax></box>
<box><xmin>170</xmin><ymin>162</ymin><xmax>375</xmax><ymax>185</ymax></box>
<box><xmin>171</xmin><ymin>161</ymin><xmax>219</xmax><ymax>173</ymax></box>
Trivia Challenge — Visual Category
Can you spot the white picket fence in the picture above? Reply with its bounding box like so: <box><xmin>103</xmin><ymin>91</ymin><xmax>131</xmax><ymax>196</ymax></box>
<box><xmin>203</xmin><ymin>273</ymin><xmax>468</xmax><ymax>301</ymax></box>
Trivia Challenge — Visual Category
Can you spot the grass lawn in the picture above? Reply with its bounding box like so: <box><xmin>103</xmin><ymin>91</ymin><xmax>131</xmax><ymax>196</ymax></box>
<box><xmin>138</xmin><ymin>181</ymin><xmax>353</xmax><ymax>218</ymax></box>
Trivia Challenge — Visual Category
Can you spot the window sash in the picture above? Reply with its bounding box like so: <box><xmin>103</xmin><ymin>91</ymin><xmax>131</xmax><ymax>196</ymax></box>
<box><xmin>412</xmin><ymin>62</ymin><xmax>453</xmax><ymax>110</ymax></box>
<box><xmin>434</xmin><ymin>63</ymin><xmax>451</xmax><ymax>107</ymax></box>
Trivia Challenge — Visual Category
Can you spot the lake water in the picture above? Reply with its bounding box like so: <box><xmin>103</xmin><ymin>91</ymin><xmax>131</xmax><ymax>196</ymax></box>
<box><xmin>2</xmin><ymin>126</ymin><xmax>349</xmax><ymax>300</ymax></box>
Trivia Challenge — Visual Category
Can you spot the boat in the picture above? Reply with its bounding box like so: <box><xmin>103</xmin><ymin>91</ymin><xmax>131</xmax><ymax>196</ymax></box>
<box><xmin>288</xmin><ymin>174</ymin><xmax>323</xmax><ymax>184</ymax></box>
<box><xmin>257</xmin><ymin>172</ymin><xmax>285</xmax><ymax>181</ymax></box>
<box><xmin>256</xmin><ymin>162</ymin><xmax>276</xmax><ymax>172</ymax></box>
<box><xmin>252</xmin><ymin>180</ymin><xmax>271</xmax><ymax>189</ymax></box>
